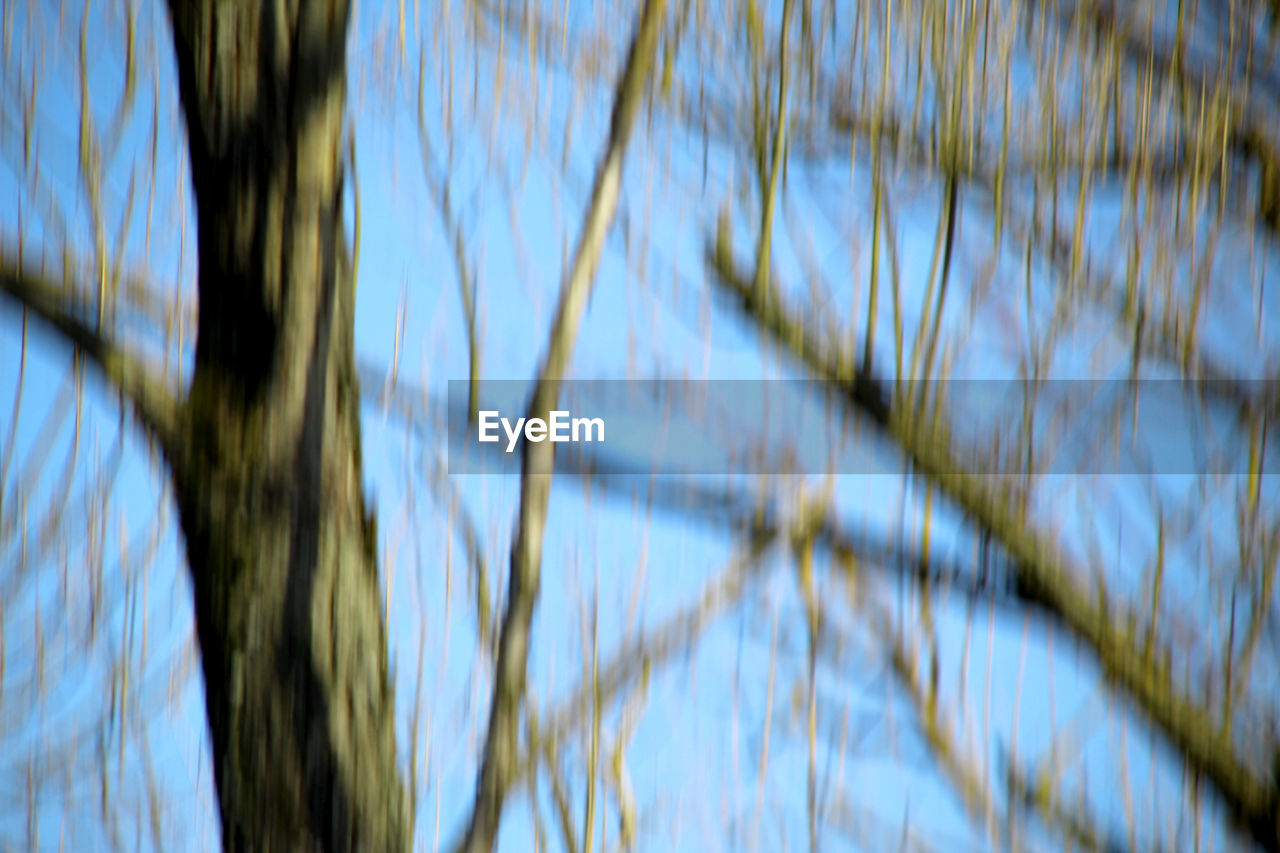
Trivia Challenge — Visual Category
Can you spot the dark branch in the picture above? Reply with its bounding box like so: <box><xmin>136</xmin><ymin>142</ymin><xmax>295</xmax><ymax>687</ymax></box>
<box><xmin>0</xmin><ymin>253</ymin><xmax>184</xmax><ymax>464</ymax></box>
<box><xmin>706</xmin><ymin>230</ymin><xmax>1280</xmax><ymax>852</ymax></box>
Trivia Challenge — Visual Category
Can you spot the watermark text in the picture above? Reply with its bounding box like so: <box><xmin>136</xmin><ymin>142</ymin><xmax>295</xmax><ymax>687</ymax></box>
<box><xmin>477</xmin><ymin>410</ymin><xmax>605</xmax><ymax>453</ymax></box>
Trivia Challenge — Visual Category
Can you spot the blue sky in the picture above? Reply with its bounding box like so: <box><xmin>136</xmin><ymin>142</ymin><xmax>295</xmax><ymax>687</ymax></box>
<box><xmin>1</xmin><ymin>0</ymin><xmax>1276</xmax><ymax>851</ymax></box>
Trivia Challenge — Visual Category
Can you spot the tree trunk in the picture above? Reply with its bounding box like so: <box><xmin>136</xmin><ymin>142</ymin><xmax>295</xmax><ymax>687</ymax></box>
<box><xmin>163</xmin><ymin>1</ymin><xmax>409</xmax><ymax>848</ymax></box>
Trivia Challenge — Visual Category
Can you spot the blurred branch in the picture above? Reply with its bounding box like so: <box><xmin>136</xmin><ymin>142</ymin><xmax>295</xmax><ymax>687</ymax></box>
<box><xmin>457</xmin><ymin>1</ymin><xmax>667</xmax><ymax>849</ymax></box>
<box><xmin>526</xmin><ymin>706</ymin><xmax>582</xmax><ymax>853</ymax></box>
<box><xmin>1001</xmin><ymin>196</ymin><xmax>1280</xmax><ymax>420</ymax></box>
<box><xmin>1002</xmin><ymin>751</ymin><xmax>1130</xmax><ymax>853</ymax></box>
<box><xmin>827</xmin><ymin>96</ymin><xmax>1279</xmax><ymax>420</ymax></box>
<box><xmin>1025</xmin><ymin>0</ymin><xmax>1280</xmax><ymax>237</ymax></box>
<box><xmin>577</xmin><ymin>473</ymin><xmax>1034</xmax><ymax>611</ymax></box>
<box><xmin>536</xmin><ymin>529</ymin><xmax>772</xmax><ymax>748</ymax></box>
<box><xmin>355</xmin><ymin>359</ymin><xmax>1034</xmax><ymax>613</ymax></box>
<box><xmin>415</xmin><ymin>52</ymin><xmax>481</xmax><ymax>421</ymax></box>
<box><xmin>424</xmin><ymin>448</ymin><xmax>494</xmax><ymax>654</ymax></box>
<box><xmin>872</xmin><ymin>601</ymin><xmax>1004</xmax><ymax>848</ymax></box>
<box><xmin>0</xmin><ymin>253</ymin><xmax>183</xmax><ymax>463</ymax></box>
<box><xmin>706</xmin><ymin>228</ymin><xmax>1280</xmax><ymax>851</ymax></box>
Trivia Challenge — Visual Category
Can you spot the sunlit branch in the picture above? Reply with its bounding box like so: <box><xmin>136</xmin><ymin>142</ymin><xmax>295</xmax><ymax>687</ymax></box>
<box><xmin>457</xmin><ymin>1</ymin><xmax>667</xmax><ymax>849</ymax></box>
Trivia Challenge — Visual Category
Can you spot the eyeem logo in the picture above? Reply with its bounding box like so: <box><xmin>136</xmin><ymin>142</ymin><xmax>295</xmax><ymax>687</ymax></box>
<box><xmin>477</xmin><ymin>410</ymin><xmax>605</xmax><ymax>453</ymax></box>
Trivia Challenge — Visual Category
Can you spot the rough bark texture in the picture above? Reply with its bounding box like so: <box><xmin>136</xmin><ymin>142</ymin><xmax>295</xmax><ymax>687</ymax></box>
<box><xmin>163</xmin><ymin>1</ymin><xmax>409</xmax><ymax>848</ymax></box>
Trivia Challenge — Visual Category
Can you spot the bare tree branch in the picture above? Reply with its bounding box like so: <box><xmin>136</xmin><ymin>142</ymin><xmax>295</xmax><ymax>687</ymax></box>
<box><xmin>355</xmin><ymin>363</ymin><xmax>1031</xmax><ymax>612</ymax></box>
<box><xmin>535</xmin><ymin>530</ymin><xmax>774</xmax><ymax>750</ymax></box>
<box><xmin>0</xmin><ymin>252</ymin><xmax>184</xmax><ymax>463</ymax></box>
<box><xmin>457</xmin><ymin>1</ymin><xmax>668</xmax><ymax>849</ymax></box>
<box><xmin>1003</xmin><ymin>752</ymin><xmax>1130</xmax><ymax>853</ymax></box>
<box><xmin>706</xmin><ymin>230</ymin><xmax>1280</xmax><ymax>851</ymax></box>
<box><xmin>872</xmin><ymin>601</ymin><xmax>1006</xmax><ymax>849</ymax></box>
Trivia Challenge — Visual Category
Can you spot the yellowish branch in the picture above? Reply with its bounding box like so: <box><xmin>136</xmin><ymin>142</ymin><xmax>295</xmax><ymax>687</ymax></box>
<box><xmin>705</xmin><ymin>230</ymin><xmax>1280</xmax><ymax>849</ymax></box>
<box><xmin>458</xmin><ymin>1</ymin><xmax>667</xmax><ymax>849</ymax></box>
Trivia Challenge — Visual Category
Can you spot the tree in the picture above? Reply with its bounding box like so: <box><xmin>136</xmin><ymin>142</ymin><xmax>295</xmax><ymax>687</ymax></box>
<box><xmin>2</xmin><ymin>0</ymin><xmax>664</xmax><ymax>848</ymax></box>
<box><xmin>5</xmin><ymin>0</ymin><xmax>409</xmax><ymax>848</ymax></box>
<box><xmin>1</xmin><ymin>0</ymin><xmax>1278</xmax><ymax>851</ymax></box>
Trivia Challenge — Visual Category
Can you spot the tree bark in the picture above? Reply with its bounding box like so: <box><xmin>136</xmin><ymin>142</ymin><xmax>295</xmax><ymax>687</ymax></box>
<box><xmin>163</xmin><ymin>1</ymin><xmax>409</xmax><ymax>848</ymax></box>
